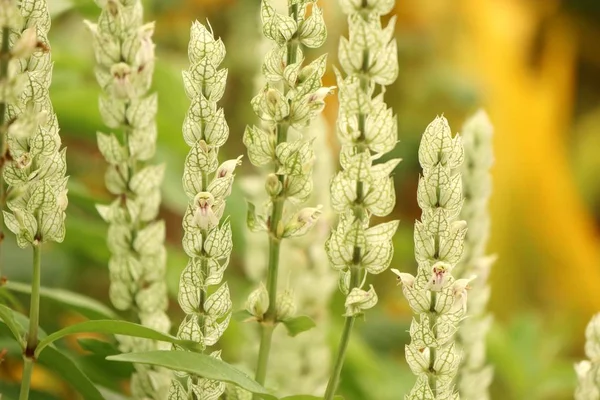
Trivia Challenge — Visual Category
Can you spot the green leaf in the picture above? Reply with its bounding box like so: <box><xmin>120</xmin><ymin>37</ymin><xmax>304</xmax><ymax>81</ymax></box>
<box><xmin>38</xmin><ymin>346</ymin><xmax>106</xmax><ymax>400</ymax></box>
<box><xmin>0</xmin><ymin>307</ymin><xmax>106</xmax><ymax>400</ymax></box>
<box><xmin>107</xmin><ymin>350</ymin><xmax>277</xmax><ymax>399</ymax></box>
<box><xmin>77</xmin><ymin>338</ymin><xmax>120</xmax><ymax>357</ymax></box>
<box><xmin>4</xmin><ymin>281</ymin><xmax>119</xmax><ymax>320</ymax></box>
<box><xmin>0</xmin><ymin>304</ymin><xmax>24</xmax><ymax>348</ymax></box>
<box><xmin>281</xmin><ymin>315</ymin><xmax>316</xmax><ymax>337</ymax></box>
<box><xmin>35</xmin><ymin>320</ymin><xmax>203</xmax><ymax>358</ymax></box>
<box><xmin>232</xmin><ymin>309</ymin><xmax>255</xmax><ymax>322</ymax></box>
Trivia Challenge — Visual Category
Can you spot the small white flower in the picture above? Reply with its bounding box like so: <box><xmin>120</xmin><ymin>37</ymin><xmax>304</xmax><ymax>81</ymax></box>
<box><xmin>192</xmin><ymin>192</ymin><xmax>219</xmax><ymax>230</ymax></box>
<box><xmin>426</xmin><ymin>261</ymin><xmax>452</xmax><ymax>292</ymax></box>
<box><xmin>110</xmin><ymin>63</ymin><xmax>134</xmax><ymax>99</ymax></box>
<box><xmin>391</xmin><ymin>269</ymin><xmax>414</xmax><ymax>287</ymax></box>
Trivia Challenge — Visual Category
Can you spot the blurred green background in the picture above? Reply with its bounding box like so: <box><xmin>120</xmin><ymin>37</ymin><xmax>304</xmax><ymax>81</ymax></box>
<box><xmin>2</xmin><ymin>0</ymin><xmax>600</xmax><ymax>399</ymax></box>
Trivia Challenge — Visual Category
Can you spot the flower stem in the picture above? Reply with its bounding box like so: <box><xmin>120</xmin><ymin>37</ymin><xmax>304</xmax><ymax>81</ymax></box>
<box><xmin>253</xmin><ymin>3</ymin><xmax>299</xmax><ymax>389</ymax></box>
<box><xmin>0</xmin><ymin>27</ymin><xmax>11</xmax><ymax>277</ymax></box>
<box><xmin>19</xmin><ymin>359</ymin><xmax>34</xmax><ymax>400</ymax></box>
<box><xmin>254</xmin><ymin>322</ymin><xmax>274</xmax><ymax>388</ymax></box>
<box><xmin>324</xmin><ymin>266</ymin><xmax>360</xmax><ymax>400</ymax></box>
<box><xmin>19</xmin><ymin>244</ymin><xmax>42</xmax><ymax>400</ymax></box>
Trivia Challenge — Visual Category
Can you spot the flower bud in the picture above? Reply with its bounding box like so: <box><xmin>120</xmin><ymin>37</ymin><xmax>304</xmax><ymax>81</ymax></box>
<box><xmin>275</xmin><ymin>288</ymin><xmax>296</xmax><ymax>321</ymax></box>
<box><xmin>12</xmin><ymin>27</ymin><xmax>39</xmax><ymax>59</ymax></box>
<box><xmin>282</xmin><ymin>205</ymin><xmax>322</xmax><ymax>238</ymax></box>
<box><xmin>245</xmin><ymin>283</ymin><xmax>270</xmax><ymax>319</ymax></box>
<box><xmin>216</xmin><ymin>155</ymin><xmax>243</xmax><ymax>179</ymax></box>
<box><xmin>264</xmin><ymin>173</ymin><xmax>282</xmax><ymax>197</ymax></box>
<box><xmin>135</xmin><ymin>22</ymin><xmax>156</xmax><ymax>67</ymax></box>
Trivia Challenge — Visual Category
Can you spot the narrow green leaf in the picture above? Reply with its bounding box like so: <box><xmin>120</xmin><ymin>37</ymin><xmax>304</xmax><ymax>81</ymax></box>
<box><xmin>38</xmin><ymin>346</ymin><xmax>106</xmax><ymax>400</ymax></box>
<box><xmin>0</xmin><ymin>308</ymin><xmax>107</xmax><ymax>400</ymax></box>
<box><xmin>35</xmin><ymin>320</ymin><xmax>203</xmax><ymax>358</ymax></box>
<box><xmin>281</xmin><ymin>315</ymin><xmax>316</xmax><ymax>337</ymax></box>
<box><xmin>107</xmin><ymin>350</ymin><xmax>277</xmax><ymax>400</ymax></box>
<box><xmin>0</xmin><ymin>304</ymin><xmax>24</xmax><ymax>348</ymax></box>
<box><xmin>77</xmin><ymin>338</ymin><xmax>120</xmax><ymax>357</ymax></box>
<box><xmin>5</xmin><ymin>281</ymin><xmax>119</xmax><ymax>320</ymax></box>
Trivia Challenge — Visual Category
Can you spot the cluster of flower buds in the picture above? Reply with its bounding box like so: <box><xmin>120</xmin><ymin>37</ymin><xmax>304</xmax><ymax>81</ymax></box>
<box><xmin>325</xmin><ymin>0</ymin><xmax>400</xmax><ymax>318</ymax></box>
<box><xmin>243</xmin><ymin>0</ymin><xmax>332</xmax><ymax>260</ymax></box>
<box><xmin>1</xmin><ymin>0</ymin><xmax>68</xmax><ymax>249</ymax></box>
<box><xmin>455</xmin><ymin>110</ymin><xmax>496</xmax><ymax>400</ymax></box>
<box><xmin>575</xmin><ymin>313</ymin><xmax>600</xmax><ymax>399</ymax></box>
<box><xmin>393</xmin><ymin>116</ymin><xmax>472</xmax><ymax>399</ymax></box>
<box><xmin>168</xmin><ymin>22</ymin><xmax>242</xmax><ymax>400</ymax></box>
<box><xmin>241</xmin><ymin>117</ymin><xmax>337</xmax><ymax>396</ymax></box>
<box><xmin>86</xmin><ymin>1</ymin><xmax>170</xmax><ymax>398</ymax></box>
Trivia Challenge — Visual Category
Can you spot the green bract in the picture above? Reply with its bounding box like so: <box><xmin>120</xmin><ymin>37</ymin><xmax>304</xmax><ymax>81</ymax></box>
<box><xmin>168</xmin><ymin>21</ymin><xmax>241</xmax><ymax>400</ymax></box>
<box><xmin>394</xmin><ymin>116</ymin><xmax>469</xmax><ymax>400</ymax></box>
<box><xmin>455</xmin><ymin>110</ymin><xmax>496</xmax><ymax>400</ymax></box>
<box><xmin>86</xmin><ymin>1</ymin><xmax>171</xmax><ymax>398</ymax></box>
<box><xmin>2</xmin><ymin>0</ymin><xmax>68</xmax><ymax>248</ymax></box>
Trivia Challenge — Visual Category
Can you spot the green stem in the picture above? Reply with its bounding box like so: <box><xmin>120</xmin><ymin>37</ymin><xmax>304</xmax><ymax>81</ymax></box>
<box><xmin>253</xmin><ymin>4</ymin><xmax>299</xmax><ymax>390</ymax></box>
<box><xmin>324</xmin><ymin>266</ymin><xmax>360</xmax><ymax>400</ymax></box>
<box><xmin>428</xmin><ymin>291</ymin><xmax>438</xmax><ymax>392</ymax></box>
<box><xmin>0</xmin><ymin>27</ymin><xmax>11</xmax><ymax>277</ymax></box>
<box><xmin>19</xmin><ymin>245</ymin><xmax>42</xmax><ymax>400</ymax></box>
<box><xmin>19</xmin><ymin>359</ymin><xmax>34</xmax><ymax>400</ymax></box>
<box><xmin>254</xmin><ymin>322</ymin><xmax>274</xmax><ymax>387</ymax></box>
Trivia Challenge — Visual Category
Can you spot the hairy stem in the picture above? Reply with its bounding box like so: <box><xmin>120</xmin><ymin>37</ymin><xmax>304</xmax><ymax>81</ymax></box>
<box><xmin>0</xmin><ymin>27</ymin><xmax>11</xmax><ymax>277</ymax></box>
<box><xmin>19</xmin><ymin>245</ymin><xmax>42</xmax><ymax>400</ymax></box>
<box><xmin>253</xmin><ymin>3</ymin><xmax>299</xmax><ymax>389</ymax></box>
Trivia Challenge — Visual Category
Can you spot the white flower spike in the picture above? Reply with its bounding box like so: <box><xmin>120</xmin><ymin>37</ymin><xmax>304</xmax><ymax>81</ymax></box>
<box><xmin>324</xmin><ymin>0</ymin><xmax>400</xmax><ymax>398</ymax></box>
<box><xmin>455</xmin><ymin>110</ymin><xmax>496</xmax><ymax>400</ymax></box>
<box><xmin>399</xmin><ymin>115</ymin><xmax>468</xmax><ymax>400</ymax></box>
<box><xmin>169</xmin><ymin>21</ymin><xmax>241</xmax><ymax>400</ymax></box>
<box><xmin>86</xmin><ymin>1</ymin><xmax>171</xmax><ymax>398</ymax></box>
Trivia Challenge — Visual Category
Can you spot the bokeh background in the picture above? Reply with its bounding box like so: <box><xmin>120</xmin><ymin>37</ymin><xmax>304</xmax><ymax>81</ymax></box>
<box><xmin>1</xmin><ymin>0</ymin><xmax>600</xmax><ymax>399</ymax></box>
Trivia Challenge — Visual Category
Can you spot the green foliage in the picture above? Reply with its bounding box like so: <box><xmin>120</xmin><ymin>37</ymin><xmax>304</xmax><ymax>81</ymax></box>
<box><xmin>107</xmin><ymin>350</ymin><xmax>276</xmax><ymax>399</ymax></box>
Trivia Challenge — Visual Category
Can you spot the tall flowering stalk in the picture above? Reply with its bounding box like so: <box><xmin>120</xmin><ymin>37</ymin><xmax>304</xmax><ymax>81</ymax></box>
<box><xmin>242</xmin><ymin>116</ymin><xmax>337</xmax><ymax>396</ymax></box>
<box><xmin>168</xmin><ymin>21</ymin><xmax>242</xmax><ymax>400</ymax></box>
<box><xmin>394</xmin><ymin>116</ymin><xmax>472</xmax><ymax>399</ymax></box>
<box><xmin>86</xmin><ymin>1</ymin><xmax>171</xmax><ymax>398</ymax></box>
<box><xmin>455</xmin><ymin>110</ymin><xmax>496</xmax><ymax>399</ymax></box>
<box><xmin>0</xmin><ymin>0</ymin><xmax>68</xmax><ymax>398</ymax></box>
<box><xmin>243</xmin><ymin>0</ymin><xmax>332</xmax><ymax>387</ymax></box>
<box><xmin>323</xmin><ymin>0</ymin><xmax>399</xmax><ymax>397</ymax></box>
<box><xmin>575</xmin><ymin>314</ymin><xmax>600</xmax><ymax>399</ymax></box>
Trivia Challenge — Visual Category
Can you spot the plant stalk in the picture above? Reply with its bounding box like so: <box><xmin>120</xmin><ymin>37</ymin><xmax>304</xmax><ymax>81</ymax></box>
<box><xmin>0</xmin><ymin>27</ymin><xmax>11</xmax><ymax>277</ymax></box>
<box><xmin>253</xmin><ymin>3</ymin><xmax>299</xmax><ymax>390</ymax></box>
<box><xmin>19</xmin><ymin>245</ymin><xmax>42</xmax><ymax>400</ymax></box>
<box><xmin>324</xmin><ymin>40</ymin><xmax>371</xmax><ymax>400</ymax></box>
<box><xmin>324</xmin><ymin>265</ymin><xmax>360</xmax><ymax>400</ymax></box>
